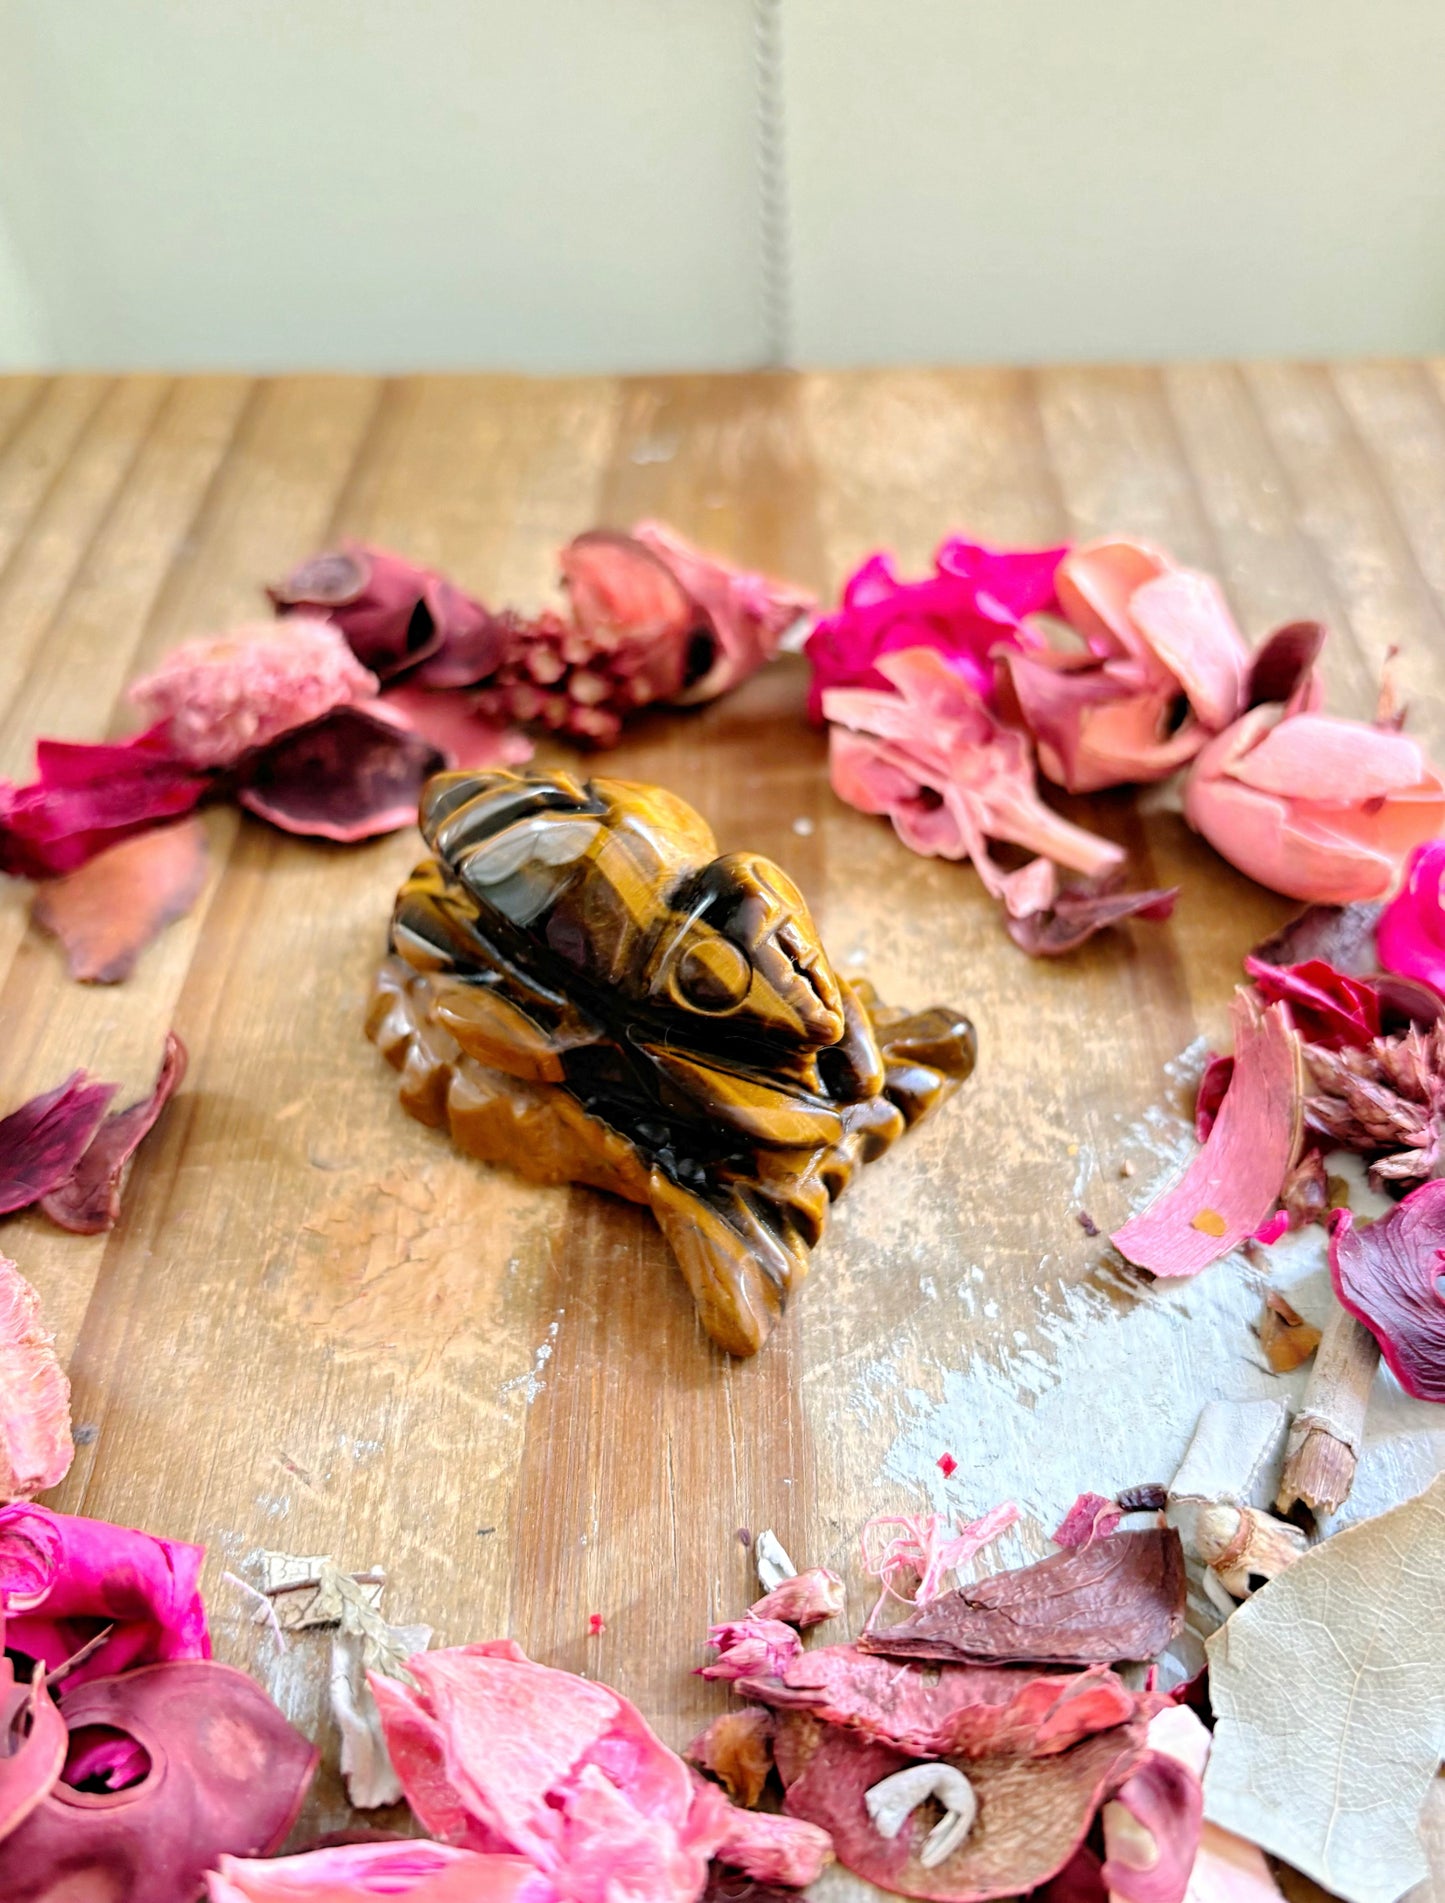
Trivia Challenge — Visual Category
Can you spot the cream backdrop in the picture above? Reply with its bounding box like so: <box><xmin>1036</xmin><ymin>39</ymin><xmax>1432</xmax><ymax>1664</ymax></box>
<box><xmin>0</xmin><ymin>0</ymin><xmax>1442</xmax><ymax>369</ymax></box>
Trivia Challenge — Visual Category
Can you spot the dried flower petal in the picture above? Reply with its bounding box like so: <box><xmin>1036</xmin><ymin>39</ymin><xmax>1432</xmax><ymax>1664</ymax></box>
<box><xmin>129</xmin><ymin>620</ymin><xmax>378</xmax><ymax>768</ymax></box>
<box><xmin>39</xmin><ymin>1032</ymin><xmax>187</xmax><ymax>1235</ymax></box>
<box><xmin>0</xmin><ymin>1256</ymin><xmax>72</xmax><ymax>1502</ymax></box>
<box><xmin>270</xmin><ymin>543</ymin><xmax>497</xmax><ymax>685</ymax></box>
<box><xmin>774</xmin><ymin>1705</ymin><xmax>1148</xmax><ymax>1903</ymax></box>
<box><xmin>1185</xmin><ymin>704</ymin><xmax>1445</xmax><ymax>904</ymax></box>
<box><xmin>0</xmin><ymin>1502</ymin><xmax>209</xmax><ymax>1684</ymax></box>
<box><xmin>702</xmin><ymin>1618</ymin><xmax>803</xmax><ymax>1682</ymax></box>
<box><xmin>377</xmin><ymin>684</ymin><xmax>532</xmax><ymax>773</ymax></box>
<box><xmin>632</xmin><ymin>520</ymin><xmax>815</xmax><ymax>704</ymax></box>
<box><xmin>1257</xmin><ymin>1291</ymin><xmax>1321</xmax><ymax>1372</ymax></box>
<box><xmin>207</xmin><ymin>1841</ymin><xmax>551</xmax><ymax>1903</ymax></box>
<box><xmin>237</xmin><ymin>703</ymin><xmax>445</xmax><ymax>843</ymax></box>
<box><xmin>1113</xmin><ymin>995</ymin><xmax>1302</xmax><ymax>1278</ymax></box>
<box><xmin>1007</xmin><ymin>880</ymin><xmax>1178</xmax><ymax>958</ymax></box>
<box><xmin>32</xmin><ymin>818</ymin><xmax>208</xmax><ymax>984</ymax></box>
<box><xmin>714</xmin><ymin>1805</ymin><xmax>834</xmax><ymax>1887</ymax></box>
<box><xmin>1329</xmin><ymin>1186</ymin><xmax>1445</xmax><ymax>1401</ymax></box>
<box><xmin>1100</xmin><ymin>1707</ymin><xmax>1208</xmax><ymax>1903</ymax></box>
<box><xmin>687</xmin><ymin>1708</ymin><xmax>775</xmax><ymax>1808</ymax></box>
<box><xmin>857</xmin><ymin>1529</ymin><xmax>1185</xmax><ymax>1669</ymax></box>
<box><xmin>1052</xmin><ymin>1494</ymin><xmax>1123</xmax><ymax>1549</ymax></box>
<box><xmin>750</xmin><ymin>1568</ymin><xmax>846</xmax><ymax>1629</ymax></box>
<box><xmin>806</xmin><ymin>539</ymin><xmax>1063</xmax><ymax>725</ymax></box>
<box><xmin>0</xmin><ymin>1657</ymin><xmax>67</xmax><ymax>1841</ymax></box>
<box><xmin>1249</xmin><ymin>900</ymin><xmax>1382</xmax><ymax>977</ymax></box>
<box><xmin>1377</xmin><ymin>838</ymin><xmax>1445</xmax><ymax>1000</ymax></box>
<box><xmin>1241</xmin><ymin>955</ymin><xmax>1380</xmax><ymax>1050</ymax></box>
<box><xmin>825</xmin><ymin>648</ymin><xmax>1126</xmax><ymax>913</ymax></box>
<box><xmin>1000</xmin><ymin>539</ymin><xmax>1249</xmax><ymax>794</ymax></box>
<box><xmin>0</xmin><ymin>725</ymin><xmax>209</xmax><ymax>880</ymax></box>
<box><xmin>1242</xmin><ymin>621</ymin><xmax>1326</xmax><ymax>713</ymax></box>
<box><xmin>734</xmin><ymin>1645</ymin><xmax>1145</xmax><ymax>1761</ymax></box>
<box><xmin>0</xmin><ymin>1072</ymin><xmax>116</xmax><ymax>1216</ymax></box>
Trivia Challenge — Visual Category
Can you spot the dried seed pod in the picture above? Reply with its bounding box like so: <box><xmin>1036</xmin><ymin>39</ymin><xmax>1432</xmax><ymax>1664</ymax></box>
<box><xmin>1195</xmin><ymin>1504</ymin><xmax>1310</xmax><ymax>1598</ymax></box>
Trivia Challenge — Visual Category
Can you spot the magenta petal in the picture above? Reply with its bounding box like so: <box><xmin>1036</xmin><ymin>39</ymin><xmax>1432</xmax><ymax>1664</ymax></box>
<box><xmin>1329</xmin><ymin>1187</ymin><xmax>1445</xmax><ymax>1401</ymax></box>
<box><xmin>0</xmin><ymin>1503</ymin><xmax>210</xmax><ymax>1685</ymax></box>
<box><xmin>0</xmin><ymin>1073</ymin><xmax>117</xmax><ymax>1216</ymax></box>
<box><xmin>38</xmin><ymin>1032</ymin><xmax>186</xmax><ymax>1236</ymax></box>
<box><xmin>237</xmin><ymin>705</ymin><xmax>445</xmax><ymax>843</ymax></box>
<box><xmin>0</xmin><ymin>725</ymin><xmax>210</xmax><ymax>881</ymax></box>
<box><xmin>1241</xmin><ymin>955</ymin><xmax>1381</xmax><ymax>1051</ymax></box>
<box><xmin>1112</xmin><ymin>996</ymin><xmax>1302</xmax><ymax>1278</ymax></box>
<box><xmin>1378</xmin><ymin>839</ymin><xmax>1445</xmax><ymax>998</ymax></box>
<box><xmin>1101</xmin><ymin>1751</ymin><xmax>1203</xmax><ymax>1903</ymax></box>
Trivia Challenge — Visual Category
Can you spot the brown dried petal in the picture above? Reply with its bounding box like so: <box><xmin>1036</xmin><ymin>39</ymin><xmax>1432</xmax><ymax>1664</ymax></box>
<box><xmin>687</xmin><ymin>1709</ymin><xmax>776</xmax><ymax>1808</ymax></box>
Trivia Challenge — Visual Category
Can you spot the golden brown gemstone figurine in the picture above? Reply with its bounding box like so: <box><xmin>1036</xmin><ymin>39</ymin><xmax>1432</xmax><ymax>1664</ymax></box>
<box><xmin>366</xmin><ymin>769</ymin><xmax>976</xmax><ymax>1356</ymax></box>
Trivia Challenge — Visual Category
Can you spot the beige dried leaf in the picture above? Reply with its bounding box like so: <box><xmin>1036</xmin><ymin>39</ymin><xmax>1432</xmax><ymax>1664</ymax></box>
<box><xmin>1203</xmin><ymin>1473</ymin><xmax>1445</xmax><ymax>1903</ymax></box>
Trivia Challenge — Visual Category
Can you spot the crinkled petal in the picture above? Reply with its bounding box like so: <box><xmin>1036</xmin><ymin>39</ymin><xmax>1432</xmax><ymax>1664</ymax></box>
<box><xmin>1112</xmin><ymin>995</ymin><xmax>1302</xmax><ymax>1278</ymax></box>
<box><xmin>750</xmin><ymin>1568</ymin><xmax>846</xmax><ymax>1628</ymax></box>
<box><xmin>270</xmin><ymin>543</ymin><xmax>494</xmax><ymax>683</ymax></box>
<box><xmin>702</xmin><ymin>1619</ymin><xmax>803</xmax><ymax>1682</ymax></box>
<box><xmin>1329</xmin><ymin>1187</ymin><xmax>1445</xmax><ymax>1401</ymax></box>
<box><xmin>0</xmin><ymin>1502</ymin><xmax>209</xmax><ymax>1683</ymax></box>
<box><xmin>1241</xmin><ymin>956</ymin><xmax>1381</xmax><ymax>1050</ymax></box>
<box><xmin>130</xmin><ymin>620</ymin><xmax>378</xmax><ymax>767</ymax></box>
<box><xmin>380</xmin><ymin>684</ymin><xmax>534</xmax><ymax>773</ymax></box>
<box><xmin>0</xmin><ymin>725</ymin><xmax>210</xmax><ymax>880</ymax></box>
<box><xmin>1008</xmin><ymin>882</ymin><xmax>1177</xmax><ymax>958</ymax></box>
<box><xmin>0</xmin><ymin>1257</ymin><xmax>72</xmax><ymax>1503</ymax></box>
<box><xmin>0</xmin><ymin>1072</ymin><xmax>116</xmax><ymax>1216</ymax></box>
<box><xmin>38</xmin><ymin>1031</ymin><xmax>186</xmax><ymax>1235</ymax></box>
<box><xmin>237</xmin><ymin>704</ymin><xmax>445</xmax><ymax>843</ymax></box>
<box><xmin>1377</xmin><ymin>839</ymin><xmax>1445</xmax><ymax>998</ymax></box>
<box><xmin>32</xmin><ymin>817</ymin><xmax>208</xmax><ymax>984</ymax></box>
<box><xmin>1053</xmin><ymin>1494</ymin><xmax>1123</xmax><ymax>1549</ymax></box>
<box><xmin>714</xmin><ymin>1805</ymin><xmax>833</xmax><ymax>1887</ymax></box>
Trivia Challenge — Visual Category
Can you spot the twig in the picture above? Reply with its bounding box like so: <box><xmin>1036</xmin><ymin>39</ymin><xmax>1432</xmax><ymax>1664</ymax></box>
<box><xmin>1276</xmin><ymin>1303</ymin><xmax>1380</xmax><ymax>1515</ymax></box>
<box><xmin>223</xmin><ymin>1570</ymin><xmax>288</xmax><ymax>1651</ymax></box>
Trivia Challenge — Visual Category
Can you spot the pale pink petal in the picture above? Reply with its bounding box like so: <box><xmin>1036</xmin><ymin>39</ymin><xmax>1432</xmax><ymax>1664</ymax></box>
<box><xmin>751</xmin><ymin>1567</ymin><xmax>846</xmax><ymax>1628</ymax></box>
<box><xmin>380</xmin><ymin>684</ymin><xmax>534</xmax><ymax>772</ymax></box>
<box><xmin>1112</xmin><ymin>994</ymin><xmax>1302</xmax><ymax>1277</ymax></box>
<box><xmin>206</xmin><ymin>1843</ymin><xmax>554</xmax><ymax>1903</ymax></box>
<box><xmin>1185</xmin><ymin>1826</ymin><xmax>1285</xmax><ymax>1903</ymax></box>
<box><xmin>715</xmin><ymin>1806</ymin><xmax>834</xmax><ymax>1887</ymax></box>
<box><xmin>1187</xmin><ymin>774</ymin><xmax>1402</xmax><ymax>904</ymax></box>
<box><xmin>1230</xmin><ymin>715</ymin><xmax>1436</xmax><ymax>802</ymax></box>
<box><xmin>1128</xmin><ymin>570</ymin><xmax>1248</xmax><ymax>731</ymax></box>
<box><xmin>0</xmin><ymin>1258</ymin><xmax>72</xmax><ymax>1502</ymax></box>
<box><xmin>1056</xmin><ymin>540</ymin><xmax>1169</xmax><ymax>659</ymax></box>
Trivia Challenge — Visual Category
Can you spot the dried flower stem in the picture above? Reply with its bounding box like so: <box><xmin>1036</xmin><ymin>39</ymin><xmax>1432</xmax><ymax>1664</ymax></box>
<box><xmin>1276</xmin><ymin>1302</ymin><xmax>1380</xmax><ymax>1515</ymax></box>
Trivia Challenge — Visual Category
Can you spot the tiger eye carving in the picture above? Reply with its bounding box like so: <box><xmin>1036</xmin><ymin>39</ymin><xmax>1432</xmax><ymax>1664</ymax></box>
<box><xmin>367</xmin><ymin>768</ymin><xmax>976</xmax><ymax>1357</ymax></box>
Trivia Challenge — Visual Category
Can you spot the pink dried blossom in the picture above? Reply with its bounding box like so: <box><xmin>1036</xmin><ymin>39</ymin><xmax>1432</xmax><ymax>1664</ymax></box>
<box><xmin>633</xmin><ymin>518</ymin><xmax>815</xmax><ymax>703</ymax></box>
<box><xmin>824</xmin><ymin>648</ymin><xmax>1126</xmax><ymax>904</ymax></box>
<box><xmin>1052</xmin><ymin>1494</ymin><xmax>1123</xmax><ymax>1549</ymax></box>
<box><xmin>1184</xmin><ymin>703</ymin><xmax>1445</xmax><ymax>904</ymax></box>
<box><xmin>805</xmin><ymin>537</ymin><xmax>1064</xmax><ymax>722</ymax></box>
<box><xmin>713</xmin><ymin>1804</ymin><xmax>834</xmax><ymax>1887</ymax></box>
<box><xmin>0</xmin><ymin>725</ymin><xmax>209</xmax><ymax>880</ymax></box>
<box><xmin>701</xmin><ymin>1617</ymin><xmax>803</xmax><ymax>1682</ymax></box>
<box><xmin>270</xmin><ymin>542</ymin><xmax>499</xmax><ymax>685</ymax></box>
<box><xmin>750</xmin><ymin>1567</ymin><xmax>846</xmax><ymax>1628</ymax></box>
<box><xmin>998</xmin><ymin>538</ymin><xmax>1249</xmax><ymax>793</ymax></box>
<box><xmin>130</xmin><ymin>619</ymin><xmax>379</xmax><ymax>768</ymax></box>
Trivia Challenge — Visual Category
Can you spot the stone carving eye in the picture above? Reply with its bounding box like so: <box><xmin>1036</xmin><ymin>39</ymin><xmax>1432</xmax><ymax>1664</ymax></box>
<box><xmin>676</xmin><ymin>938</ymin><xmax>752</xmax><ymax>1011</ymax></box>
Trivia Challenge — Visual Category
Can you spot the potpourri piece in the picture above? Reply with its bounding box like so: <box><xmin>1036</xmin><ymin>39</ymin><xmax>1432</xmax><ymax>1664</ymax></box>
<box><xmin>368</xmin><ymin>768</ymin><xmax>975</xmax><ymax>1356</ymax></box>
<box><xmin>0</xmin><ymin>1256</ymin><xmax>73</xmax><ymax>1502</ymax></box>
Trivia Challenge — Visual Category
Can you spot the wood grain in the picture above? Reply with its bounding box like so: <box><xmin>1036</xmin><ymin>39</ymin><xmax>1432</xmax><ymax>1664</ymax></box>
<box><xmin>0</xmin><ymin>368</ymin><xmax>1441</xmax><ymax>1869</ymax></box>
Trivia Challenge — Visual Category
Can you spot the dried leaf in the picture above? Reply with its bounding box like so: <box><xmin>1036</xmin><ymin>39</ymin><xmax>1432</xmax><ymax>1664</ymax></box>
<box><xmin>1258</xmin><ymin>1292</ymin><xmax>1322</xmax><ymax>1372</ymax></box>
<box><xmin>331</xmin><ymin>1621</ymin><xmax>432</xmax><ymax>1809</ymax></box>
<box><xmin>1113</xmin><ymin>995</ymin><xmax>1303</xmax><ymax>1278</ymax></box>
<box><xmin>0</xmin><ymin>1072</ymin><xmax>116</xmax><ymax>1215</ymax></box>
<box><xmin>1204</xmin><ymin>1472</ymin><xmax>1445</xmax><ymax>1903</ymax></box>
<box><xmin>31</xmin><ymin>817</ymin><xmax>208</xmax><ymax>984</ymax></box>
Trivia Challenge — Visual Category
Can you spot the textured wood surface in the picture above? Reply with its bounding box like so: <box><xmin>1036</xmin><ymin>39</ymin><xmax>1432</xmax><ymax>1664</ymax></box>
<box><xmin>2</xmin><ymin>368</ymin><xmax>1443</xmax><ymax>1853</ymax></box>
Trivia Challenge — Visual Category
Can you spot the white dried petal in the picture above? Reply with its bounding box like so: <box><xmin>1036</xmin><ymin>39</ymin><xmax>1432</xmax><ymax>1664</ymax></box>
<box><xmin>865</xmin><ymin>1762</ymin><xmax>977</xmax><ymax>1867</ymax></box>
<box><xmin>755</xmin><ymin>1528</ymin><xmax>797</xmax><ymax>1594</ymax></box>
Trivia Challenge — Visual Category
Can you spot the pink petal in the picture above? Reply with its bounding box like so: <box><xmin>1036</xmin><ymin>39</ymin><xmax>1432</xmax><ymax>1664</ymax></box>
<box><xmin>1127</xmin><ymin>570</ymin><xmax>1248</xmax><ymax>732</ymax></box>
<box><xmin>1008</xmin><ymin>881</ymin><xmax>1178</xmax><ymax>958</ymax></box>
<box><xmin>1230</xmin><ymin>714</ymin><xmax>1436</xmax><ymax>802</ymax></box>
<box><xmin>271</xmin><ymin>543</ymin><xmax>496</xmax><ymax>684</ymax></box>
<box><xmin>0</xmin><ymin>1502</ymin><xmax>209</xmax><ymax>1684</ymax></box>
<box><xmin>32</xmin><ymin>818</ymin><xmax>207</xmax><ymax>984</ymax></box>
<box><xmin>1329</xmin><ymin>1187</ymin><xmax>1445</xmax><ymax>1402</ymax></box>
<box><xmin>1053</xmin><ymin>1494</ymin><xmax>1123</xmax><ymax>1549</ymax></box>
<box><xmin>750</xmin><ymin>1567</ymin><xmax>846</xmax><ymax>1629</ymax></box>
<box><xmin>208</xmin><ymin>1843</ymin><xmax>556</xmax><ymax>1903</ymax></box>
<box><xmin>714</xmin><ymin>1806</ymin><xmax>834</xmax><ymax>1888</ymax></box>
<box><xmin>1112</xmin><ymin>995</ymin><xmax>1302</xmax><ymax>1278</ymax></box>
<box><xmin>1194</xmin><ymin>1054</ymin><xmax>1234</xmax><ymax>1142</ymax></box>
<box><xmin>702</xmin><ymin>1618</ymin><xmax>803</xmax><ymax>1682</ymax></box>
<box><xmin>1241</xmin><ymin>955</ymin><xmax>1381</xmax><ymax>1050</ymax></box>
<box><xmin>39</xmin><ymin>1031</ymin><xmax>187</xmax><ymax>1235</ymax></box>
<box><xmin>1055</xmin><ymin>540</ymin><xmax>1168</xmax><ymax>659</ymax></box>
<box><xmin>0</xmin><ymin>1659</ymin><xmax>67</xmax><ymax>1841</ymax></box>
<box><xmin>1101</xmin><ymin>1752</ymin><xmax>1203</xmax><ymax>1903</ymax></box>
<box><xmin>0</xmin><ymin>1256</ymin><xmax>72</xmax><ymax>1502</ymax></box>
<box><xmin>129</xmin><ymin>620</ymin><xmax>378</xmax><ymax>768</ymax></box>
<box><xmin>632</xmin><ymin>519</ymin><xmax>815</xmax><ymax>704</ymax></box>
<box><xmin>1185</xmin><ymin>1826</ymin><xmax>1286</xmax><ymax>1903</ymax></box>
<box><xmin>0</xmin><ymin>1072</ymin><xmax>116</xmax><ymax>1216</ymax></box>
<box><xmin>1377</xmin><ymin>839</ymin><xmax>1445</xmax><ymax>997</ymax></box>
<box><xmin>0</xmin><ymin>725</ymin><xmax>209</xmax><ymax>881</ymax></box>
<box><xmin>380</xmin><ymin>684</ymin><xmax>534</xmax><ymax>772</ymax></box>
<box><xmin>237</xmin><ymin>704</ymin><xmax>445</xmax><ymax>843</ymax></box>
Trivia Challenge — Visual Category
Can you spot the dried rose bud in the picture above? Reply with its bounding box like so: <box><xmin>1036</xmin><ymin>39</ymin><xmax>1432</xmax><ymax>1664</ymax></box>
<box><xmin>699</xmin><ymin>1617</ymin><xmax>802</xmax><ymax>1682</ymax></box>
<box><xmin>270</xmin><ymin>542</ymin><xmax>499</xmax><ymax>685</ymax></box>
<box><xmin>749</xmin><ymin>1566</ymin><xmax>846</xmax><ymax>1628</ymax></box>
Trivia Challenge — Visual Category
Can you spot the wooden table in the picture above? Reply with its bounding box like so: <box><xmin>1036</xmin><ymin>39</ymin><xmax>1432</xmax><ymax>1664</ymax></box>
<box><xmin>3</xmin><ymin>367</ymin><xmax>1444</xmax><ymax>1853</ymax></box>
